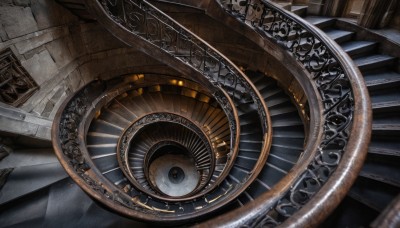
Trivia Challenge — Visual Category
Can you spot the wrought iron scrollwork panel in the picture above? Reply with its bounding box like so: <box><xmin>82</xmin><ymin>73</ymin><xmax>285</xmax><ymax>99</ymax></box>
<box><xmin>0</xmin><ymin>48</ymin><xmax>38</xmax><ymax>107</ymax></box>
<box><xmin>117</xmin><ymin>112</ymin><xmax>215</xmax><ymax>197</ymax></box>
<box><xmin>99</xmin><ymin>0</ymin><xmax>268</xmax><ymax>134</ymax></box>
<box><xmin>56</xmin><ymin>76</ymin><xmax>242</xmax><ymax>216</ymax></box>
<box><xmin>217</xmin><ymin>0</ymin><xmax>355</xmax><ymax>226</ymax></box>
<box><xmin>58</xmin><ymin>81</ymin><xmax>114</xmax><ymax>197</ymax></box>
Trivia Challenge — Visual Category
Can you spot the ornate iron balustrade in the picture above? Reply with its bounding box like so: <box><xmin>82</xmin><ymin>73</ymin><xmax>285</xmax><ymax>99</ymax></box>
<box><xmin>53</xmin><ymin>74</ymin><xmax>245</xmax><ymax>222</ymax></box>
<box><xmin>83</xmin><ymin>0</ymin><xmax>274</xmax><ymax>221</ymax></box>
<box><xmin>94</xmin><ymin>0</ymin><xmax>269</xmax><ymax>135</ymax></box>
<box><xmin>118</xmin><ymin>112</ymin><xmax>215</xmax><ymax>200</ymax></box>
<box><xmin>194</xmin><ymin>0</ymin><xmax>371</xmax><ymax>227</ymax></box>
<box><xmin>0</xmin><ymin>48</ymin><xmax>38</xmax><ymax>107</ymax></box>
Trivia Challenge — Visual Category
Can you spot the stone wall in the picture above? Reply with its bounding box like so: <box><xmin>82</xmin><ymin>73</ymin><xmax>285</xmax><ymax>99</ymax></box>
<box><xmin>0</xmin><ymin>0</ymin><xmax>170</xmax><ymax>140</ymax></box>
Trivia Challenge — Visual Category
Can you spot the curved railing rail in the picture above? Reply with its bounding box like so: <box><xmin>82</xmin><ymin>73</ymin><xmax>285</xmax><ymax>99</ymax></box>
<box><xmin>92</xmin><ymin>0</ymin><xmax>269</xmax><ymax>134</ymax></box>
<box><xmin>83</xmin><ymin>0</ymin><xmax>273</xmax><ymax>219</ymax></box>
<box><xmin>53</xmin><ymin>74</ymin><xmax>242</xmax><ymax>222</ymax></box>
<box><xmin>195</xmin><ymin>0</ymin><xmax>371</xmax><ymax>226</ymax></box>
<box><xmin>118</xmin><ymin>112</ymin><xmax>215</xmax><ymax>200</ymax></box>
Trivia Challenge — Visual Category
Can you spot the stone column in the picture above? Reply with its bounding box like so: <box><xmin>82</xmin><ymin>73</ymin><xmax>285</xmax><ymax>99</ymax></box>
<box><xmin>358</xmin><ymin>0</ymin><xmax>399</xmax><ymax>29</ymax></box>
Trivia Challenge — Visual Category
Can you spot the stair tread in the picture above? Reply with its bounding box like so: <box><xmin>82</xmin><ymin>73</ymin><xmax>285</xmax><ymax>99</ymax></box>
<box><xmin>291</xmin><ymin>5</ymin><xmax>307</xmax><ymax>16</ymax></box>
<box><xmin>0</xmin><ymin>163</ymin><xmax>68</xmax><ymax>205</ymax></box>
<box><xmin>349</xmin><ymin>177</ymin><xmax>399</xmax><ymax>211</ymax></box>
<box><xmin>271</xmin><ymin>143</ymin><xmax>304</xmax><ymax>151</ymax></box>
<box><xmin>372</xmin><ymin>124</ymin><xmax>400</xmax><ymax>131</ymax></box>
<box><xmin>43</xmin><ymin>178</ymin><xmax>94</xmax><ymax>226</ymax></box>
<box><xmin>260</xmin><ymin>87</ymin><xmax>282</xmax><ymax>99</ymax></box>
<box><xmin>89</xmin><ymin>119</ymin><xmax>124</xmax><ymax>135</ymax></box>
<box><xmin>103</xmin><ymin>108</ymin><xmax>131</xmax><ymax>127</ymax></box>
<box><xmin>340</xmin><ymin>40</ymin><xmax>377</xmax><ymax>56</ymax></box>
<box><xmin>108</xmin><ymin>100</ymin><xmax>137</xmax><ymax>121</ymax></box>
<box><xmin>272</xmin><ymin>118</ymin><xmax>303</xmax><ymax>127</ymax></box>
<box><xmin>364</xmin><ymin>71</ymin><xmax>400</xmax><ymax>88</ymax></box>
<box><xmin>354</xmin><ymin>54</ymin><xmax>396</xmax><ymax>68</ymax></box>
<box><xmin>303</xmin><ymin>16</ymin><xmax>335</xmax><ymax>28</ymax></box>
<box><xmin>86</xmin><ymin>134</ymin><xmax>119</xmax><ymax>145</ymax></box>
<box><xmin>360</xmin><ymin>162</ymin><xmax>400</xmax><ymax>188</ymax></box>
<box><xmin>291</xmin><ymin>5</ymin><xmax>308</xmax><ymax>11</ymax></box>
<box><xmin>272</xmin><ymin>127</ymin><xmax>305</xmax><ymax>138</ymax></box>
<box><xmin>372</xmin><ymin>100</ymin><xmax>400</xmax><ymax>110</ymax></box>
<box><xmin>369</xmin><ymin>137</ymin><xmax>400</xmax><ymax>156</ymax></box>
<box><xmin>269</xmin><ymin>106</ymin><xmax>297</xmax><ymax>116</ymax></box>
<box><xmin>324</xmin><ymin>29</ymin><xmax>354</xmax><ymax>42</ymax></box>
<box><xmin>0</xmin><ymin>149</ymin><xmax>57</xmax><ymax>170</ymax></box>
<box><xmin>368</xmin><ymin>146</ymin><xmax>400</xmax><ymax>157</ymax></box>
<box><xmin>265</xmin><ymin>96</ymin><xmax>290</xmax><ymax>107</ymax></box>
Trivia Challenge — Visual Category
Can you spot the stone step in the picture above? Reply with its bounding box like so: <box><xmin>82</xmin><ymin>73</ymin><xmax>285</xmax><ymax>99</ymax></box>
<box><xmin>354</xmin><ymin>54</ymin><xmax>397</xmax><ymax>72</ymax></box>
<box><xmin>348</xmin><ymin>177</ymin><xmax>398</xmax><ymax>211</ymax></box>
<box><xmin>372</xmin><ymin>124</ymin><xmax>400</xmax><ymax>136</ymax></box>
<box><xmin>323</xmin><ymin>29</ymin><xmax>354</xmax><ymax>44</ymax></box>
<box><xmin>360</xmin><ymin>159</ymin><xmax>400</xmax><ymax>188</ymax></box>
<box><xmin>368</xmin><ymin>136</ymin><xmax>400</xmax><ymax>157</ymax></box>
<box><xmin>341</xmin><ymin>40</ymin><xmax>378</xmax><ymax>58</ymax></box>
<box><xmin>303</xmin><ymin>16</ymin><xmax>336</xmax><ymax>29</ymax></box>
<box><xmin>291</xmin><ymin>5</ymin><xmax>308</xmax><ymax>17</ymax></box>
<box><xmin>364</xmin><ymin>71</ymin><xmax>400</xmax><ymax>91</ymax></box>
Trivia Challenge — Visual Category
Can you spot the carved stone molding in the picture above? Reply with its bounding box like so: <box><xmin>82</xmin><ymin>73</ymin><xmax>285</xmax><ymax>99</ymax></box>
<box><xmin>0</xmin><ymin>48</ymin><xmax>38</xmax><ymax>107</ymax></box>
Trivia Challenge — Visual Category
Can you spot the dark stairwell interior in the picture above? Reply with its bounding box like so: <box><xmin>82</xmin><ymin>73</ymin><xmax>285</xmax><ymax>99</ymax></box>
<box><xmin>0</xmin><ymin>0</ymin><xmax>399</xmax><ymax>227</ymax></box>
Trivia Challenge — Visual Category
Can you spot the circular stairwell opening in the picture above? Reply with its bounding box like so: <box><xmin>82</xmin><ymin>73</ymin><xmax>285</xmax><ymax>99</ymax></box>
<box><xmin>148</xmin><ymin>145</ymin><xmax>200</xmax><ymax>197</ymax></box>
<box><xmin>169</xmin><ymin>166</ymin><xmax>185</xmax><ymax>184</ymax></box>
<box><xmin>120</xmin><ymin>117</ymin><xmax>215</xmax><ymax>199</ymax></box>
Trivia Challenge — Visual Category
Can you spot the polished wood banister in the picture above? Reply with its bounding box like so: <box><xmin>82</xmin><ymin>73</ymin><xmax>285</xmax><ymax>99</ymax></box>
<box><xmin>52</xmin><ymin>0</ymin><xmax>371</xmax><ymax>226</ymax></box>
<box><xmin>52</xmin><ymin>74</ymin><xmax>241</xmax><ymax>223</ymax></box>
<box><xmin>83</xmin><ymin>0</ymin><xmax>273</xmax><ymax>219</ymax></box>
<box><xmin>195</xmin><ymin>0</ymin><xmax>372</xmax><ymax>226</ymax></box>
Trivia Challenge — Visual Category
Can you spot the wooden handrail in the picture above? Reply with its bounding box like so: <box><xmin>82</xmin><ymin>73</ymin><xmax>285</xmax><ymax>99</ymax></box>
<box><xmin>52</xmin><ymin>0</ymin><xmax>371</xmax><ymax>226</ymax></box>
<box><xmin>81</xmin><ymin>0</ymin><xmax>273</xmax><ymax>221</ymax></box>
<box><xmin>195</xmin><ymin>0</ymin><xmax>372</xmax><ymax>226</ymax></box>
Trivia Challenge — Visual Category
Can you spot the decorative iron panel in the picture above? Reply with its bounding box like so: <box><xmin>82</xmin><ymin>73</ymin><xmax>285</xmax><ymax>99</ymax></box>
<box><xmin>0</xmin><ymin>48</ymin><xmax>38</xmax><ymax>107</ymax></box>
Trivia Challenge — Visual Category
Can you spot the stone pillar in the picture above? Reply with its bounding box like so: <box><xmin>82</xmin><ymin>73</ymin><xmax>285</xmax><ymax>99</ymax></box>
<box><xmin>358</xmin><ymin>0</ymin><xmax>399</xmax><ymax>29</ymax></box>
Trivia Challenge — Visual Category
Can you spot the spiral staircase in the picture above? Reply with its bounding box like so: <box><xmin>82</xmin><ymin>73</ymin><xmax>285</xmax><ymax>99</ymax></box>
<box><xmin>0</xmin><ymin>0</ymin><xmax>399</xmax><ymax>227</ymax></box>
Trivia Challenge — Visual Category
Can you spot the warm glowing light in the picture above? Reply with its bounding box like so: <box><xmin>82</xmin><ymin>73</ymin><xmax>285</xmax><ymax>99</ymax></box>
<box><xmin>178</xmin><ymin>80</ymin><xmax>184</xmax><ymax>86</ymax></box>
<box><xmin>150</xmin><ymin>85</ymin><xmax>161</xmax><ymax>92</ymax></box>
<box><xmin>182</xmin><ymin>88</ymin><xmax>197</xmax><ymax>98</ymax></box>
<box><xmin>137</xmin><ymin>88</ymin><xmax>143</xmax><ymax>95</ymax></box>
<box><xmin>95</xmin><ymin>111</ymin><xmax>101</xmax><ymax>119</ymax></box>
<box><xmin>198</xmin><ymin>95</ymin><xmax>211</xmax><ymax>103</ymax></box>
<box><xmin>128</xmin><ymin>74</ymin><xmax>145</xmax><ymax>82</ymax></box>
